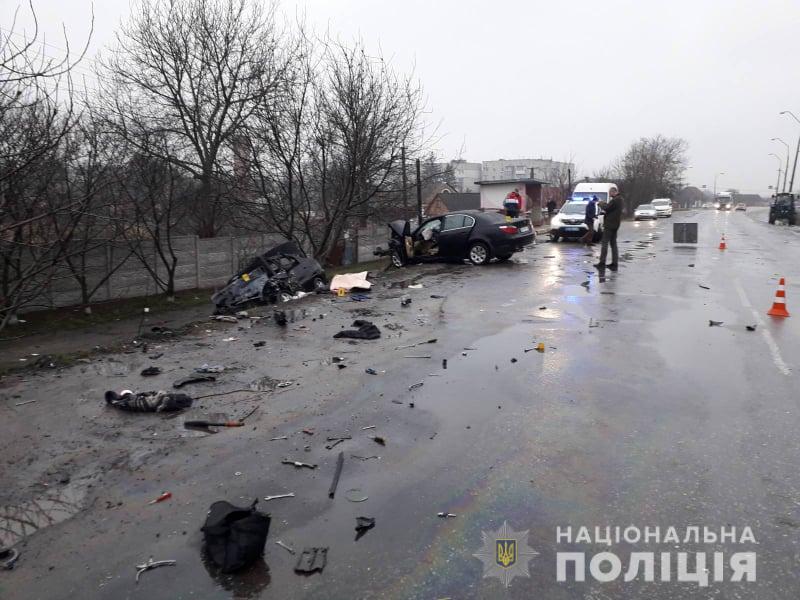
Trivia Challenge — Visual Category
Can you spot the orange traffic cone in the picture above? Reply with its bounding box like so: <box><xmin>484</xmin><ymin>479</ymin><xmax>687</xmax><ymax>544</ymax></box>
<box><xmin>718</xmin><ymin>235</ymin><xmax>727</xmax><ymax>250</ymax></box>
<box><xmin>767</xmin><ymin>278</ymin><xmax>790</xmax><ymax>318</ymax></box>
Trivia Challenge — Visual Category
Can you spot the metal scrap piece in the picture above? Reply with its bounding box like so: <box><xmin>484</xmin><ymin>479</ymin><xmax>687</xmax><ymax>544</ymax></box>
<box><xmin>135</xmin><ymin>557</ymin><xmax>177</xmax><ymax>583</ymax></box>
<box><xmin>275</xmin><ymin>540</ymin><xmax>296</xmax><ymax>555</ymax></box>
<box><xmin>328</xmin><ymin>451</ymin><xmax>345</xmax><ymax>498</ymax></box>
<box><xmin>264</xmin><ymin>493</ymin><xmax>295</xmax><ymax>501</ymax></box>
<box><xmin>281</xmin><ymin>459</ymin><xmax>317</xmax><ymax>469</ymax></box>
<box><xmin>294</xmin><ymin>547</ymin><xmax>328</xmax><ymax>574</ymax></box>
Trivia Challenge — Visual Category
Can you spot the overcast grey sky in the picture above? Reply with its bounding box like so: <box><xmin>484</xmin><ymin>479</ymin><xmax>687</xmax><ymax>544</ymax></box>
<box><xmin>6</xmin><ymin>0</ymin><xmax>800</xmax><ymax>194</ymax></box>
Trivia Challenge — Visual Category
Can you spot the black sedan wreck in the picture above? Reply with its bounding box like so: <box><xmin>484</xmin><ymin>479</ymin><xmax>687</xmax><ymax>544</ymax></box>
<box><xmin>211</xmin><ymin>242</ymin><xmax>327</xmax><ymax>313</ymax></box>
<box><xmin>375</xmin><ymin>210</ymin><xmax>535</xmax><ymax>267</ymax></box>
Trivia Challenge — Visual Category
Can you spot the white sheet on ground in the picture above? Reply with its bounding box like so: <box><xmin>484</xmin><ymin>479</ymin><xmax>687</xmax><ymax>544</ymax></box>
<box><xmin>330</xmin><ymin>271</ymin><xmax>372</xmax><ymax>291</ymax></box>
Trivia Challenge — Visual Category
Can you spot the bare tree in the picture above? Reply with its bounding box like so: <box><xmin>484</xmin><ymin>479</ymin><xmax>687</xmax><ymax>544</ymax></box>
<box><xmin>50</xmin><ymin>113</ymin><xmax>134</xmax><ymax>313</ymax></box>
<box><xmin>0</xmin><ymin>1</ymin><xmax>92</xmax><ymax>329</ymax></box>
<box><xmin>612</xmin><ymin>135</ymin><xmax>689</xmax><ymax>214</ymax></box>
<box><xmin>116</xmin><ymin>134</ymin><xmax>190</xmax><ymax>301</ymax></box>
<box><xmin>303</xmin><ymin>39</ymin><xmax>425</xmax><ymax>261</ymax></box>
<box><xmin>99</xmin><ymin>0</ymin><xmax>293</xmax><ymax>238</ymax></box>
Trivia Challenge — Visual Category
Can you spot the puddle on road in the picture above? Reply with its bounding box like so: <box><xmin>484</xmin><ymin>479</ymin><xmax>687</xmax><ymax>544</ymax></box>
<box><xmin>201</xmin><ymin>550</ymin><xmax>271</xmax><ymax>599</ymax></box>
<box><xmin>0</xmin><ymin>486</ymin><xmax>86</xmax><ymax>548</ymax></box>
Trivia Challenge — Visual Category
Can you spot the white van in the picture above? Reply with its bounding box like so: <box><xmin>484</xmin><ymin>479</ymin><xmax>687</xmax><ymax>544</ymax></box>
<box><xmin>570</xmin><ymin>182</ymin><xmax>616</xmax><ymax>204</ymax></box>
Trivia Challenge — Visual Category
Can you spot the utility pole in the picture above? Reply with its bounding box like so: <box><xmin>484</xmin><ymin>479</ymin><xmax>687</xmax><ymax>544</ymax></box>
<box><xmin>771</xmin><ymin>138</ymin><xmax>790</xmax><ymax>192</ymax></box>
<box><xmin>416</xmin><ymin>158</ymin><xmax>423</xmax><ymax>224</ymax></box>
<box><xmin>401</xmin><ymin>146</ymin><xmax>408</xmax><ymax>218</ymax></box>
<box><xmin>780</xmin><ymin>111</ymin><xmax>800</xmax><ymax>194</ymax></box>
<box><xmin>769</xmin><ymin>153</ymin><xmax>783</xmax><ymax>197</ymax></box>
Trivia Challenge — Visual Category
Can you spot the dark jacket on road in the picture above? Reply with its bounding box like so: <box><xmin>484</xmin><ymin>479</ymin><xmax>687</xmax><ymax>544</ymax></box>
<box><xmin>600</xmin><ymin>194</ymin><xmax>624</xmax><ymax>229</ymax></box>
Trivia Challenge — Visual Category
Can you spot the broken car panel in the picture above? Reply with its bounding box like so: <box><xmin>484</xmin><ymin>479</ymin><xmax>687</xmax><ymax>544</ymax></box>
<box><xmin>211</xmin><ymin>242</ymin><xmax>327</xmax><ymax>313</ymax></box>
<box><xmin>375</xmin><ymin>210</ymin><xmax>535</xmax><ymax>267</ymax></box>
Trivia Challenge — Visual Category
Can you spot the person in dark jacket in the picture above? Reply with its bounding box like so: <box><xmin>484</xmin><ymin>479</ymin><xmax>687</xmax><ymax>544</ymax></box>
<box><xmin>579</xmin><ymin>196</ymin><xmax>599</xmax><ymax>244</ymax></box>
<box><xmin>595</xmin><ymin>187</ymin><xmax>623</xmax><ymax>271</ymax></box>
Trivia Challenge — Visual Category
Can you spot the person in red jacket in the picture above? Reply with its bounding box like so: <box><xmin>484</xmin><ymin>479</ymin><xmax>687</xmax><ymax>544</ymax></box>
<box><xmin>503</xmin><ymin>188</ymin><xmax>522</xmax><ymax>218</ymax></box>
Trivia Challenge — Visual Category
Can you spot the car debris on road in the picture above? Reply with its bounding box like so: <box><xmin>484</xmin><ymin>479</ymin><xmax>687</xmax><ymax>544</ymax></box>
<box><xmin>275</xmin><ymin>540</ymin><xmax>296</xmax><ymax>555</ymax></box>
<box><xmin>294</xmin><ymin>547</ymin><xmax>328</xmax><ymax>575</ymax></box>
<box><xmin>173</xmin><ymin>374</ymin><xmax>216</xmax><ymax>388</ymax></box>
<box><xmin>135</xmin><ymin>557</ymin><xmax>177</xmax><ymax>583</ymax></box>
<box><xmin>333</xmin><ymin>320</ymin><xmax>381</xmax><ymax>340</ymax></box>
<box><xmin>328</xmin><ymin>452</ymin><xmax>345</xmax><ymax>498</ymax></box>
<box><xmin>281</xmin><ymin>459</ymin><xmax>317</xmax><ymax>469</ymax></box>
<box><xmin>355</xmin><ymin>516</ymin><xmax>376</xmax><ymax>540</ymax></box>
<box><xmin>263</xmin><ymin>493</ymin><xmax>295</xmax><ymax>501</ymax></box>
<box><xmin>0</xmin><ymin>547</ymin><xmax>20</xmax><ymax>570</ymax></box>
<box><xmin>148</xmin><ymin>492</ymin><xmax>172</xmax><ymax>505</ymax></box>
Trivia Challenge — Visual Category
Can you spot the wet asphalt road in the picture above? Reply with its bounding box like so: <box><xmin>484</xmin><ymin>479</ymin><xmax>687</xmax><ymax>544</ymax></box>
<box><xmin>2</xmin><ymin>208</ymin><xmax>800</xmax><ymax>599</ymax></box>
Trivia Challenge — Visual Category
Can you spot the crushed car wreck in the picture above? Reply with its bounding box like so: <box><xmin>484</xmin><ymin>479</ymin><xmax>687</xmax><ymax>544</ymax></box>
<box><xmin>375</xmin><ymin>210</ymin><xmax>535</xmax><ymax>267</ymax></box>
<box><xmin>211</xmin><ymin>242</ymin><xmax>327</xmax><ymax>313</ymax></box>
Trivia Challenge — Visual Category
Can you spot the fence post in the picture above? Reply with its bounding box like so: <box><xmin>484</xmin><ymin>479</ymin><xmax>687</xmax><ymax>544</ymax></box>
<box><xmin>194</xmin><ymin>235</ymin><xmax>200</xmax><ymax>289</ymax></box>
<box><xmin>105</xmin><ymin>242</ymin><xmax>113</xmax><ymax>300</ymax></box>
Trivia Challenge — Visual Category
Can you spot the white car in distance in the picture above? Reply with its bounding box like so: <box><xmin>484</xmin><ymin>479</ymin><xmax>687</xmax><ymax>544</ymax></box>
<box><xmin>634</xmin><ymin>203</ymin><xmax>658</xmax><ymax>220</ymax></box>
<box><xmin>651</xmin><ymin>198</ymin><xmax>673</xmax><ymax>218</ymax></box>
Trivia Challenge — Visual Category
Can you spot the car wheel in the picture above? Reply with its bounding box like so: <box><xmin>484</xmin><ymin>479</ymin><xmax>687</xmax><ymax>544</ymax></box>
<box><xmin>769</xmin><ymin>215</ymin><xmax>776</xmax><ymax>224</ymax></box>
<box><xmin>390</xmin><ymin>250</ymin><xmax>405</xmax><ymax>268</ymax></box>
<box><xmin>468</xmin><ymin>242</ymin><xmax>490</xmax><ymax>265</ymax></box>
<box><xmin>496</xmin><ymin>254</ymin><xmax>512</xmax><ymax>262</ymax></box>
<box><xmin>550</xmin><ymin>234</ymin><xmax>560</xmax><ymax>243</ymax></box>
<box><xmin>311</xmin><ymin>276</ymin><xmax>327</xmax><ymax>292</ymax></box>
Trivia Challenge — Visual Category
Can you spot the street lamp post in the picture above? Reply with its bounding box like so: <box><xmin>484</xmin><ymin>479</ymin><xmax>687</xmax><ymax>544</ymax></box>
<box><xmin>713</xmin><ymin>172</ymin><xmax>725</xmax><ymax>201</ymax></box>
<box><xmin>769</xmin><ymin>153</ymin><xmax>783</xmax><ymax>197</ymax></box>
<box><xmin>780</xmin><ymin>111</ymin><xmax>800</xmax><ymax>193</ymax></box>
<box><xmin>771</xmin><ymin>137</ymin><xmax>790</xmax><ymax>192</ymax></box>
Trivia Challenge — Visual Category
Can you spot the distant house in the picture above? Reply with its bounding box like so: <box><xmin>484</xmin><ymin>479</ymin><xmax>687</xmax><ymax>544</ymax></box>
<box><xmin>425</xmin><ymin>191</ymin><xmax>481</xmax><ymax>217</ymax></box>
<box><xmin>475</xmin><ymin>177</ymin><xmax>550</xmax><ymax>224</ymax></box>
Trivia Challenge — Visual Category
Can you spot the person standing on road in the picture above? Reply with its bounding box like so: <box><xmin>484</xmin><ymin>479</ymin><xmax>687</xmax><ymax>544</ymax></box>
<box><xmin>547</xmin><ymin>198</ymin><xmax>557</xmax><ymax>219</ymax></box>
<box><xmin>579</xmin><ymin>196</ymin><xmax>599</xmax><ymax>245</ymax></box>
<box><xmin>595</xmin><ymin>186</ymin><xmax>623</xmax><ymax>271</ymax></box>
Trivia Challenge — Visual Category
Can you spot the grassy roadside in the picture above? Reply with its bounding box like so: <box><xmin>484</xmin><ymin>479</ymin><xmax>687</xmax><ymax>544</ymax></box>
<box><xmin>2</xmin><ymin>291</ymin><xmax>214</xmax><ymax>340</ymax></box>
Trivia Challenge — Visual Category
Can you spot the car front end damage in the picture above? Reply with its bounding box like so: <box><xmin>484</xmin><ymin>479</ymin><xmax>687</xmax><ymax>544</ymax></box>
<box><xmin>211</xmin><ymin>242</ymin><xmax>325</xmax><ymax>313</ymax></box>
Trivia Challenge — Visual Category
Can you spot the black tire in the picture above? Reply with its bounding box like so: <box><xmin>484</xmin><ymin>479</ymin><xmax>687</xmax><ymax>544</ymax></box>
<box><xmin>769</xmin><ymin>214</ymin><xmax>776</xmax><ymax>224</ymax></box>
<box><xmin>468</xmin><ymin>242</ymin><xmax>490</xmax><ymax>265</ymax></box>
<box><xmin>311</xmin><ymin>276</ymin><xmax>327</xmax><ymax>292</ymax></box>
<box><xmin>790</xmin><ymin>217</ymin><xmax>797</xmax><ymax>226</ymax></box>
<box><xmin>390</xmin><ymin>250</ymin><xmax>405</xmax><ymax>268</ymax></box>
<box><xmin>496</xmin><ymin>254</ymin><xmax>513</xmax><ymax>262</ymax></box>
<box><xmin>550</xmin><ymin>234</ymin><xmax>560</xmax><ymax>243</ymax></box>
